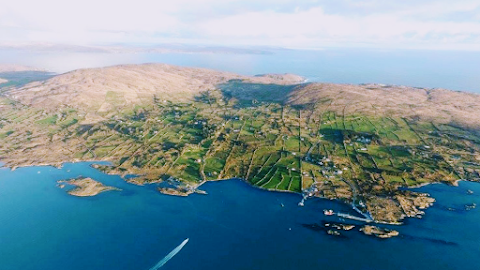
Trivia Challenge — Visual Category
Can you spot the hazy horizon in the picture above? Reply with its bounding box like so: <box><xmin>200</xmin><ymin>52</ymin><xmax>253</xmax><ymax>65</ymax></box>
<box><xmin>1</xmin><ymin>47</ymin><xmax>480</xmax><ymax>94</ymax></box>
<box><xmin>2</xmin><ymin>0</ymin><xmax>480</xmax><ymax>92</ymax></box>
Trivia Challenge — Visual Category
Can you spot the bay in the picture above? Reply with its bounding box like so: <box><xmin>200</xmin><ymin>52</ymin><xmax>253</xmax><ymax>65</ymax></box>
<box><xmin>0</xmin><ymin>162</ymin><xmax>479</xmax><ymax>270</ymax></box>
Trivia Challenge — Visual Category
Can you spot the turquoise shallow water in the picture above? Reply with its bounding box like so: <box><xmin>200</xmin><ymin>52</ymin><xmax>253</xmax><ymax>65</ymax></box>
<box><xmin>0</xmin><ymin>162</ymin><xmax>479</xmax><ymax>270</ymax></box>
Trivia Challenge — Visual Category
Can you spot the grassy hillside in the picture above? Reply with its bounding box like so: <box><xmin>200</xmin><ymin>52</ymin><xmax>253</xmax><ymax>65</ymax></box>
<box><xmin>286</xmin><ymin>83</ymin><xmax>480</xmax><ymax>132</ymax></box>
<box><xmin>6</xmin><ymin>64</ymin><xmax>303</xmax><ymax>113</ymax></box>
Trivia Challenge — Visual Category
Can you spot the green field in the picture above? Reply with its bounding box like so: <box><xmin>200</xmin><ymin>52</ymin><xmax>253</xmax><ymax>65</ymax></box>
<box><xmin>1</xmin><ymin>85</ymin><xmax>479</xmax><ymax>224</ymax></box>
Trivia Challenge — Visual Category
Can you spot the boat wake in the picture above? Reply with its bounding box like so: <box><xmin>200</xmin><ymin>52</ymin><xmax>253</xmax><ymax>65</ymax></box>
<box><xmin>149</xmin><ymin>238</ymin><xmax>189</xmax><ymax>270</ymax></box>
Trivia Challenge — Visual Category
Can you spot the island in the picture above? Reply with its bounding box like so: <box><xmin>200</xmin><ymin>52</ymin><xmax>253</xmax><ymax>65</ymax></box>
<box><xmin>58</xmin><ymin>177</ymin><xmax>121</xmax><ymax>197</ymax></box>
<box><xmin>1</xmin><ymin>63</ymin><xmax>480</xmax><ymax>225</ymax></box>
<box><xmin>324</xmin><ymin>222</ymin><xmax>355</xmax><ymax>231</ymax></box>
<box><xmin>360</xmin><ymin>225</ymin><xmax>400</xmax><ymax>239</ymax></box>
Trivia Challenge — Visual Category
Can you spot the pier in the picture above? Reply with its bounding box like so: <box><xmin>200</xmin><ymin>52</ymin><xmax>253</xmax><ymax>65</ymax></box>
<box><xmin>336</xmin><ymin>212</ymin><xmax>373</xmax><ymax>223</ymax></box>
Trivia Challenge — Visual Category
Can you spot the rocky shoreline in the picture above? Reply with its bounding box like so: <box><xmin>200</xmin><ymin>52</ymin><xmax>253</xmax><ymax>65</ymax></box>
<box><xmin>0</xmin><ymin>160</ymin><xmax>466</xmax><ymax>227</ymax></box>
<box><xmin>303</xmin><ymin>222</ymin><xmax>399</xmax><ymax>239</ymax></box>
<box><xmin>360</xmin><ymin>225</ymin><xmax>400</xmax><ymax>239</ymax></box>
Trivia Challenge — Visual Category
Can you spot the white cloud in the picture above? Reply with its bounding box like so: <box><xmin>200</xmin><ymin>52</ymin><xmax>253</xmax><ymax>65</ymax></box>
<box><xmin>0</xmin><ymin>0</ymin><xmax>184</xmax><ymax>44</ymax></box>
<box><xmin>0</xmin><ymin>0</ymin><xmax>479</xmax><ymax>50</ymax></box>
<box><xmin>197</xmin><ymin>6</ymin><xmax>480</xmax><ymax>49</ymax></box>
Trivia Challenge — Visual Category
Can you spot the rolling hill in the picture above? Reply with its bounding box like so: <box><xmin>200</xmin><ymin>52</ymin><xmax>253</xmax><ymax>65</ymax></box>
<box><xmin>1</xmin><ymin>63</ymin><xmax>480</xmax><ymax>224</ymax></box>
<box><xmin>7</xmin><ymin>63</ymin><xmax>304</xmax><ymax>112</ymax></box>
<box><xmin>286</xmin><ymin>83</ymin><xmax>480</xmax><ymax>132</ymax></box>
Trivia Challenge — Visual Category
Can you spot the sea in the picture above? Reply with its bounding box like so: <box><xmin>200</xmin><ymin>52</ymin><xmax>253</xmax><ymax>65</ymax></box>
<box><xmin>0</xmin><ymin>162</ymin><xmax>479</xmax><ymax>270</ymax></box>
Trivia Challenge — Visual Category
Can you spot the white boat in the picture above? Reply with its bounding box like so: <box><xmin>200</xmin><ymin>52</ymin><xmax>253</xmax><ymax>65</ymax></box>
<box><xmin>323</xmin><ymin>209</ymin><xmax>334</xmax><ymax>216</ymax></box>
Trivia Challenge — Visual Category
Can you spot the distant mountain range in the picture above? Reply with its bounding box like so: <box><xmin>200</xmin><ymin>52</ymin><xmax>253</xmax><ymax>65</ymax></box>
<box><xmin>0</xmin><ymin>64</ymin><xmax>47</xmax><ymax>73</ymax></box>
<box><xmin>0</xmin><ymin>42</ymin><xmax>279</xmax><ymax>55</ymax></box>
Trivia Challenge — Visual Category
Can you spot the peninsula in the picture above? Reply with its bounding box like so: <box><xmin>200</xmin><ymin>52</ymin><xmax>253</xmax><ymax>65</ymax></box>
<box><xmin>1</xmin><ymin>63</ymin><xmax>479</xmax><ymax>224</ymax></box>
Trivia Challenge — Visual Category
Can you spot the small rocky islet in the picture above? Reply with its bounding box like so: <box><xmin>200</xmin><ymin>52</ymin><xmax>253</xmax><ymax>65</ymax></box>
<box><xmin>57</xmin><ymin>177</ymin><xmax>121</xmax><ymax>197</ymax></box>
<box><xmin>304</xmin><ymin>221</ymin><xmax>399</xmax><ymax>239</ymax></box>
<box><xmin>359</xmin><ymin>225</ymin><xmax>400</xmax><ymax>239</ymax></box>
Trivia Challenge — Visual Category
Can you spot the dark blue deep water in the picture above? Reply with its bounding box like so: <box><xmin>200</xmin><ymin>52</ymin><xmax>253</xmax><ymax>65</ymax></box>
<box><xmin>0</xmin><ymin>162</ymin><xmax>479</xmax><ymax>270</ymax></box>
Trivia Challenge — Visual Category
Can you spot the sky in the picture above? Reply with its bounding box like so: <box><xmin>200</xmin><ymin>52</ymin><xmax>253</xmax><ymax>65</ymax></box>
<box><xmin>1</xmin><ymin>0</ymin><xmax>480</xmax><ymax>50</ymax></box>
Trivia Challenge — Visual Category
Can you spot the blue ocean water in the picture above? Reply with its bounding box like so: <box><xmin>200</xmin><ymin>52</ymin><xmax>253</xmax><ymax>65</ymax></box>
<box><xmin>1</xmin><ymin>48</ymin><xmax>480</xmax><ymax>93</ymax></box>
<box><xmin>0</xmin><ymin>162</ymin><xmax>479</xmax><ymax>270</ymax></box>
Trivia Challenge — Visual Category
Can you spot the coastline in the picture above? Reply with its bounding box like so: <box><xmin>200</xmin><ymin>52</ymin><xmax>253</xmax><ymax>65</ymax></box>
<box><xmin>1</xmin><ymin>158</ymin><xmax>115</xmax><ymax>171</ymax></box>
<box><xmin>1</xmin><ymin>159</ymin><xmax>476</xmax><ymax>226</ymax></box>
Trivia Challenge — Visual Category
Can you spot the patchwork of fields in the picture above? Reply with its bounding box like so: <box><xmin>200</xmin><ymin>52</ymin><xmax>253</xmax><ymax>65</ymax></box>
<box><xmin>1</xmin><ymin>84</ymin><xmax>479</xmax><ymax>223</ymax></box>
